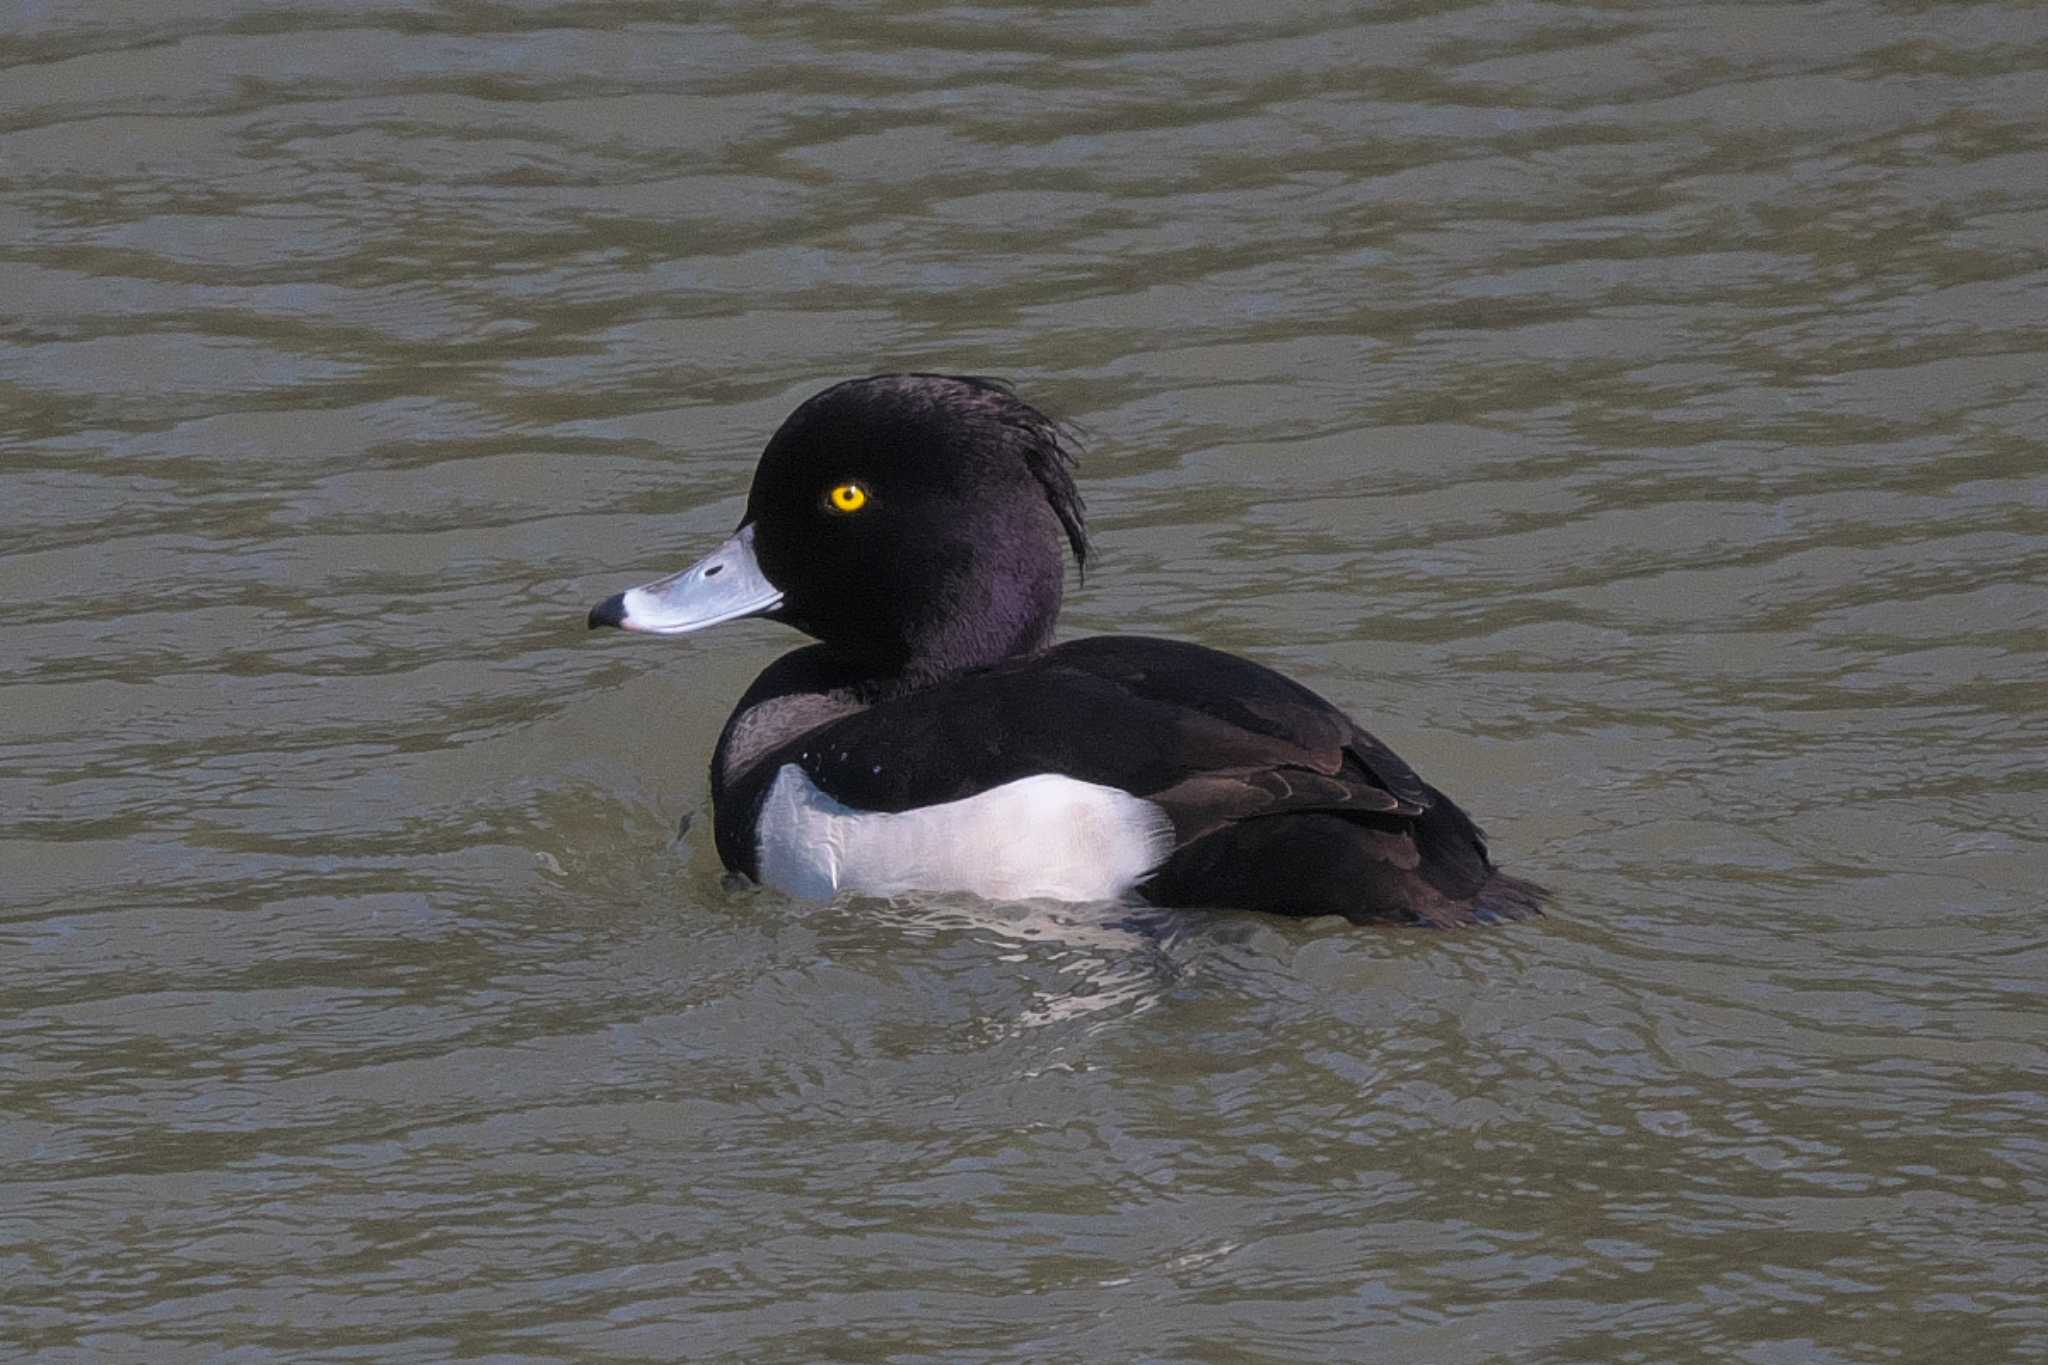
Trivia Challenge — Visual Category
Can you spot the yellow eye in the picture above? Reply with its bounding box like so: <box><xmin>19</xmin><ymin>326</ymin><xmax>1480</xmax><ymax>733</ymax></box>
<box><xmin>826</xmin><ymin>482</ymin><xmax>869</xmax><ymax>514</ymax></box>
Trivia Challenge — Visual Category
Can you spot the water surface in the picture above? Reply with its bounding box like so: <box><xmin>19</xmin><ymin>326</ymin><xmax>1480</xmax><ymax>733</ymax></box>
<box><xmin>4</xmin><ymin>2</ymin><xmax>2046</xmax><ymax>1360</ymax></box>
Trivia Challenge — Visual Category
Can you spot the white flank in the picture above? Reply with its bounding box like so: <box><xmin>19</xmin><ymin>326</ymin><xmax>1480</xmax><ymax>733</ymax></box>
<box><xmin>755</xmin><ymin>764</ymin><xmax>1176</xmax><ymax>903</ymax></box>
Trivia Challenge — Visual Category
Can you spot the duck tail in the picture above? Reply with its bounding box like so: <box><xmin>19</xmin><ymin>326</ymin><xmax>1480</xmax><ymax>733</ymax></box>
<box><xmin>1471</xmin><ymin>870</ymin><xmax>1549</xmax><ymax>924</ymax></box>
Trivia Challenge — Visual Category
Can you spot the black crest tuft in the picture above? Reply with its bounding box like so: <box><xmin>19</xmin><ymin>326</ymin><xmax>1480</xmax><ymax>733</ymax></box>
<box><xmin>850</xmin><ymin>373</ymin><xmax>1088</xmax><ymax>577</ymax></box>
<box><xmin>941</xmin><ymin>375</ymin><xmax>1089</xmax><ymax>576</ymax></box>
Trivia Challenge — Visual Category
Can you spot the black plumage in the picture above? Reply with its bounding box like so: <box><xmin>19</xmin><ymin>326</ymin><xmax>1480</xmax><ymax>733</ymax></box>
<box><xmin>594</xmin><ymin>374</ymin><xmax>1547</xmax><ymax>926</ymax></box>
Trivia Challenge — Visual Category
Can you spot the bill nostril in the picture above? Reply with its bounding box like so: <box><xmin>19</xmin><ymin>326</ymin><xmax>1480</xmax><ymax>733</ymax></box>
<box><xmin>705</xmin><ymin>564</ymin><xmax>724</xmax><ymax>577</ymax></box>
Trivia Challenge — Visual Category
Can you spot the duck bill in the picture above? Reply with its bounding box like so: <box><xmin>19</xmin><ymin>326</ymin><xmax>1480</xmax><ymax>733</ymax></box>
<box><xmin>587</xmin><ymin>523</ymin><xmax>784</xmax><ymax>634</ymax></box>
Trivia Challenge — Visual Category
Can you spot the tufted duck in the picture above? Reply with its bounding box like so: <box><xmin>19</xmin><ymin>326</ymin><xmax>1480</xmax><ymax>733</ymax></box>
<box><xmin>588</xmin><ymin>374</ymin><xmax>1546</xmax><ymax>925</ymax></box>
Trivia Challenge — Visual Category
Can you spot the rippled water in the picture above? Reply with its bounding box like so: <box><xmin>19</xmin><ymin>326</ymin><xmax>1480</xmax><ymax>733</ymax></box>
<box><xmin>5</xmin><ymin>2</ymin><xmax>2046</xmax><ymax>1359</ymax></box>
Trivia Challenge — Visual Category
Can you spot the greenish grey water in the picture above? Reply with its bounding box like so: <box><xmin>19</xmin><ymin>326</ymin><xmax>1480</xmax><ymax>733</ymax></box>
<box><xmin>3</xmin><ymin>1</ymin><xmax>2045</xmax><ymax>1360</ymax></box>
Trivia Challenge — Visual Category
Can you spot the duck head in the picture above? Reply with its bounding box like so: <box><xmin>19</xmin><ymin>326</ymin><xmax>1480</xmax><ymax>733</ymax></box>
<box><xmin>588</xmin><ymin>374</ymin><xmax>1088</xmax><ymax>680</ymax></box>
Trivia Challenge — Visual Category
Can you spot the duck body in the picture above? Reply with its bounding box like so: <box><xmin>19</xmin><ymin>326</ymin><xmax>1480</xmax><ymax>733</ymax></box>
<box><xmin>590</xmin><ymin>374</ymin><xmax>1545</xmax><ymax>926</ymax></box>
<box><xmin>710</xmin><ymin>634</ymin><xmax>1542</xmax><ymax>925</ymax></box>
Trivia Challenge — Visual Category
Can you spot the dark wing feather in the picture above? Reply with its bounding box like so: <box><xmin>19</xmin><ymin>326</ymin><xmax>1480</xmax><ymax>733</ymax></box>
<box><xmin>778</xmin><ymin>635</ymin><xmax>1432</xmax><ymax>841</ymax></box>
<box><xmin>1041</xmin><ymin>637</ymin><xmax>1434</xmax><ymax>838</ymax></box>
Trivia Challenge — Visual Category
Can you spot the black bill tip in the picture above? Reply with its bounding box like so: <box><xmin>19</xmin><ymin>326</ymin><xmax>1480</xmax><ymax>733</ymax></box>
<box><xmin>587</xmin><ymin>593</ymin><xmax>627</xmax><ymax>630</ymax></box>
